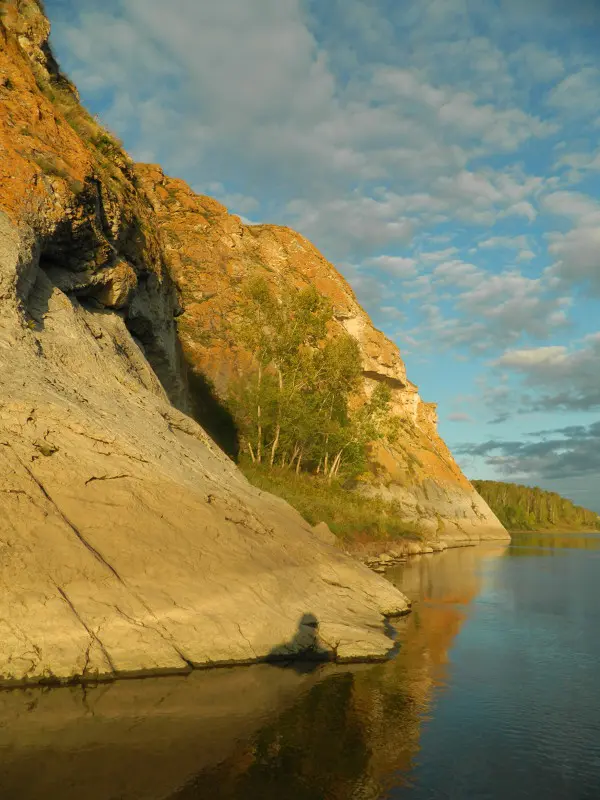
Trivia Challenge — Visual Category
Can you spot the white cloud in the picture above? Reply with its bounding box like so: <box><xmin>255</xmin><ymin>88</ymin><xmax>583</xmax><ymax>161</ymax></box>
<box><xmin>546</xmin><ymin>67</ymin><xmax>600</xmax><ymax>116</ymax></box>
<box><xmin>509</xmin><ymin>43</ymin><xmax>565</xmax><ymax>83</ymax></box>
<box><xmin>554</xmin><ymin>150</ymin><xmax>600</xmax><ymax>173</ymax></box>
<box><xmin>418</xmin><ymin>247</ymin><xmax>459</xmax><ymax>262</ymax></box>
<box><xmin>478</xmin><ymin>234</ymin><xmax>531</xmax><ymax>251</ymax></box>
<box><xmin>407</xmin><ymin>264</ymin><xmax>572</xmax><ymax>353</ymax></box>
<box><xmin>380</xmin><ymin>306</ymin><xmax>406</xmax><ymax>320</ymax></box>
<box><xmin>517</xmin><ymin>250</ymin><xmax>536</xmax><ymax>262</ymax></box>
<box><xmin>542</xmin><ymin>191</ymin><xmax>600</xmax><ymax>220</ymax></box>
<box><xmin>448</xmin><ymin>412</ymin><xmax>474</xmax><ymax>422</ymax></box>
<box><xmin>284</xmin><ymin>195</ymin><xmax>415</xmax><ymax>257</ymax></box>
<box><xmin>494</xmin><ymin>334</ymin><xmax>600</xmax><ymax>410</ymax></box>
<box><xmin>49</xmin><ymin>0</ymin><xmax>560</xmax><ymax>266</ymax></box>
<box><xmin>495</xmin><ymin>345</ymin><xmax>569</xmax><ymax>368</ymax></box>
<box><xmin>432</xmin><ymin>260</ymin><xmax>481</xmax><ymax>288</ymax></box>
<box><xmin>365</xmin><ymin>255</ymin><xmax>417</xmax><ymax>278</ymax></box>
<box><xmin>543</xmin><ymin>192</ymin><xmax>600</xmax><ymax>294</ymax></box>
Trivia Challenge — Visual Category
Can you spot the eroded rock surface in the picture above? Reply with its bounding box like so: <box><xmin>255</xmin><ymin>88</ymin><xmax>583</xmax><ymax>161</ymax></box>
<box><xmin>0</xmin><ymin>1</ymin><xmax>409</xmax><ymax>684</ymax></box>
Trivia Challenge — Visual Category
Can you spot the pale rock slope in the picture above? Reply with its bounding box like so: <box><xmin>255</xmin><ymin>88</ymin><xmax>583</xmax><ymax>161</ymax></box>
<box><xmin>0</xmin><ymin>0</ymin><xmax>409</xmax><ymax>684</ymax></box>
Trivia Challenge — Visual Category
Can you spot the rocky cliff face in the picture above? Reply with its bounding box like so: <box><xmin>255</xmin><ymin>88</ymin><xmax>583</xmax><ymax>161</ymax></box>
<box><xmin>0</xmin><ymin>0</ymin><xmax>412</xmax><ymax>685</ymax></box>
<box><xmin>137</xmin><ymin>165</ymin><xmax>508</xmax><ymax>545</ymax></box>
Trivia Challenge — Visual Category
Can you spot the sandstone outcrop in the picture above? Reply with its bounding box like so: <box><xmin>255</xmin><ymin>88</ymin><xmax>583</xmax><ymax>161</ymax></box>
<box><xmin>136</xmin><ymin>166</ymin><xmax>509</xmax><ymax>545</ymax></box>
<box><xmin>0</xmin><ymin>0</ymin><xmax>411</xmax><ymax>685</ymax></box>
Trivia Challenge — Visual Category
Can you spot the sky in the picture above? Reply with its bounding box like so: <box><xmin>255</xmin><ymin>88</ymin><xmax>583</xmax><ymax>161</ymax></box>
<box><xmin>44</xmin><ymin>0</ymin><xmax>600</xmax><ymax>512</ymax></box>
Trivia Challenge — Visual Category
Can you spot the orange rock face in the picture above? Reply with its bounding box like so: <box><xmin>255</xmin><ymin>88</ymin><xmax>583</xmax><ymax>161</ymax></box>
<box><xmin>0</xmin><ymin>1</ymin><xmax>414</xmax><ymax>685</ymax></box>
<box><xmin>0</xmin><ymin>0</ymin><xmax>507</xmax><ymax>559</ymax></box>
<box><xmin>136</xmin><ymin>165</ymin><xmax>508</xmax><ymax>543</ymax></box>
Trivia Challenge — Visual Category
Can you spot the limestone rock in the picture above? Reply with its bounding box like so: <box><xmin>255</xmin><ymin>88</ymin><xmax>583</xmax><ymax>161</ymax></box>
<box><xmin>312</xmin><ymin>521</ymin><xmax>338</xmax><ymax>546</ymax></box>
<box><xmin>135</xmin><ymin>168</ymin><xmax>509</xmax><ymax>545</ymax></box>
<box><xmin>0</xmin><ymin>216</ymin><xmax>409</xmax><ymax>684</ymax></box>
<box><xmin>0</xmin><ymin>6</ymin><xmax>410</xmax><ymax>685</ymax></box>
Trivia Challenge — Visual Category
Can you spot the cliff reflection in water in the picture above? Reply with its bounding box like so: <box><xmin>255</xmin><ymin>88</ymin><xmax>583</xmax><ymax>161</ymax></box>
<box><xmin>175</xmin><ymin>544</ymin><xmax>507</xmax><ymax>800</ymax></box>
<box><xmin>0</xmin><ymin>544</ymin><xmax>507</xmax><ymax>800</ymax></box>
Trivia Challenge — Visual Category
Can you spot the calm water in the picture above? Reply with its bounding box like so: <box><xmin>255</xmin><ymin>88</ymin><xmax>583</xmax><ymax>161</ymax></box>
<box><xmin>2</xmin><ymin>532</ymin><xmax>600</xmax><ymax>800</ymax></box>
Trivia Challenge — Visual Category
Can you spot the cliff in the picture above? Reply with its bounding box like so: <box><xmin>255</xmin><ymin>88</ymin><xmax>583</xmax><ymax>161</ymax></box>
<box><xmin>0</xmin><ymin>0</ymin><xmax>411</xmax><ymax>685</ymax></box>
<box><xmin>136</xmin><ymin>165</ymin><xmax>508</xmax><ymax>545</ymax></box>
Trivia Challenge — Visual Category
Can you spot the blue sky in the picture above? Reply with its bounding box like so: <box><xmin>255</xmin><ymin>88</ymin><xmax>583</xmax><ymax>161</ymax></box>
<box><xmin>44</xmin><ymin>0</ymin><xmax>600</xmax><ymax>511</ymax></box>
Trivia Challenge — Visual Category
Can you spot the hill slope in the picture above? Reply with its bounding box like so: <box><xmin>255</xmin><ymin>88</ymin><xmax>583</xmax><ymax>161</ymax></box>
<box><xmin>0</xmin><ymin>0</ymin><xmax>411</xmax><ymax>684</ymax></box>
<box><xmin>472</xmin><ymin>481</ymin><xmax>600</xmax><ymax>532</ymax></box>
<box><xmin>137</xmin><ymin>165</ymin><xmax>508</xmax><ymax>545</ymax></box>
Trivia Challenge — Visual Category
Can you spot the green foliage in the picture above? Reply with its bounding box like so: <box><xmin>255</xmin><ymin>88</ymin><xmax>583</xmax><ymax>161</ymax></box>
<box><xmin>30</xmin><ymin>152</ymin><xmax>84</xmax><ymax>194</ymax></box>
<box><xmin>242</xmin><ymin>462</ymin><xmax>422</xmax><ymax>542</ymax></box>
<box><xmin>31</xmin><ymin>151</ymin><xmax>69</xmax><ymax>179</ymax></box>
<box><xmin>91</xmin><ymin>131</ymin><xmax>124</xmax><ymax>159</ymax></box>
<box><xmin>228</xmin><ymin>278</ymin><xmax>398</xmax><ymax>480</ymax></box>
<box><xmin>472</xmin><ymin>480</ymin><xmax>600</xmax><ymax>532</ymax></box>
<box><xmin>31</xmin><ymin>64</ymin><xmax>128</xmax><ymax>183</ymax></box>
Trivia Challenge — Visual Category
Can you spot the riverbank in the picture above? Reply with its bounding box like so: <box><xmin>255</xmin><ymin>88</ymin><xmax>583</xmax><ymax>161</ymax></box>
<box><xmin>509</xmin><ymin>528</ymin><xmax>600</xmax><ymax>534</ymax></box>
<box><xmin>346</xmin><ymin>536</ymin><xmax>482</xmax><ymax>573</ymax></box>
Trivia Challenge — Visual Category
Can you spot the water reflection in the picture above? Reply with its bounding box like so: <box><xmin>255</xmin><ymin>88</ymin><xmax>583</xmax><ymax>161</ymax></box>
<box><xmin>509</xmin><ymin>530</ymin><xmax>600</xmax><ymax>554</ymax></box>
<box><xmin>178</xmin><ymin>545</ymin><xmax>509</xmax><ymax>799</ymax></box>
<box><xmin>0</xmin><ymin>546</ymin><xmax>503</xmax><ymax>800</ymax></box>
<box><xmin>3</xmin><ymin>535</ymin><xmax>600</xmax><ymax>799</ymax></box>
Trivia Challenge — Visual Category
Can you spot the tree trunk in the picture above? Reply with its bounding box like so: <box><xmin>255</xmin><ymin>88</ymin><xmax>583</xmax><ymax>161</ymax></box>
<box><xmin>247</xmin><ymin>442</ymin><xmax>256</xmax><ymax>463</ymax></box>
<box><xmin>290</xmin><ymin>444</ymin><xmax>300</xmax><ymax>469</ymax></box>
<box><xmin>270</xmin><ymin>367</ymin><xmax>283</xmax><ymax>468</ymax></box>
<box><xmin>256</xmin><ymin>363</ymin><xmax>263</xmax><ymax>464</ymax></box>
<box><xmin>327</xmin><ymin>450</ymin><xmax>343</xmax><ymax>483</ymax></box>
<box><xmin>270</xmin><ymin>424</ymin><xmax>280</xmax><ymax>468</ymax></box>
<box><xmin>296</xmin><ymin>449</ymin><xmax>303</xmax><ymax>475</ymax></box>
<box><xmin>332</xmin><ymin>449</ymin><xmax>343</xmax><ymax>478</ymax></box>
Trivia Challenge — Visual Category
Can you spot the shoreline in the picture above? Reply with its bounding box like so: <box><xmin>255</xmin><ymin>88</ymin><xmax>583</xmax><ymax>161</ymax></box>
<box><xmin>347</xmin><ymin>535</ymin><xmax>504</xmax><ymax>573</ymax></box>
<box><xmin>509</xmin><ymin>528</ymin><xmax>600</xmax><ymax>534</ymax></box>
<box><xmin>0</xmin><ymin>610</ymin><xmax>413</xmax><ymax>693</ymax></box>
<box><xmin>0</xmin><ymin>536</ymin><xmax>505</xmax><ymax>692</ymax></box>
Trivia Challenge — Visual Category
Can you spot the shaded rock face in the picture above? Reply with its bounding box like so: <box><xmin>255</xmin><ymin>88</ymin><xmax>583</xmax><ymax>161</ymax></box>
<box><xmin>136</xmin><ymin>166</ymin><xmax>509</xmax><ymax>544</ymax></box>
<box><xmin>0</xmin><ymin>0</ymin><xmax>410</xmax><ymax>685</ymax></box>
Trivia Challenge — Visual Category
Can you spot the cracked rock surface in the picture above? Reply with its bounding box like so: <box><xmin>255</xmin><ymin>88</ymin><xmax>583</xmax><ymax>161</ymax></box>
<box><xmin>0</xmin><ymin>2</ymin><xmax>406</xmax><ymax>683</ymax></box>
<box><xmin>0</xmin><ymin>217</ymin><xmax>409</xmax><ymax>685</ymax></box>
<box><xmin>0</xmin><ymin>223</ymin><xmax>409</xmax><ymax>682</ymax></box>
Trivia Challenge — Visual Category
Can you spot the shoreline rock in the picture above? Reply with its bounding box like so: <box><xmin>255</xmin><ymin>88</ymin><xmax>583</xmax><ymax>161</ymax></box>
<box><xmin>0</xmin><ymin>0</ymin><xmax>505</xmax><ymax>689</ymax></box>
<box><xmin>352</xmin><ymin>536</ymin><xmax>483</xmax><ymax>572</ymax></box>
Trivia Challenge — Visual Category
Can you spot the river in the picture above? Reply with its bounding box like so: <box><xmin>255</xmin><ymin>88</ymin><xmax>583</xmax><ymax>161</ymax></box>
<box><xmin>1</xmin><ymin>532</ymin><xmax>600</xmax><ymax>799</ymax></box>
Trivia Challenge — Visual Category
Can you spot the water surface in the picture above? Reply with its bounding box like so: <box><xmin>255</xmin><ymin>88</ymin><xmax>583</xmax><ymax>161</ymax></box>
<box><xmin>2</xmin><ymin>532</ymin><xmax>600</xmax><ymax>799</ymax></box>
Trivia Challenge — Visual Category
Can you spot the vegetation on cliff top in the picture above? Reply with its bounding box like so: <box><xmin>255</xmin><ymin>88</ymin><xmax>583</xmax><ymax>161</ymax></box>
<box><xmin>223</xmin><ymin>277</ymin><xmax>421</xmax><ymax>542</ymax></box>
<box><xmin>472</xmin><ymin>480</ymin><xmax>600</xmax><ymax>531</ymax></box>
<box><xmin>228</xmin><ymin>278</ymin><xmax>399</xmax><ymax>481</ymax></box>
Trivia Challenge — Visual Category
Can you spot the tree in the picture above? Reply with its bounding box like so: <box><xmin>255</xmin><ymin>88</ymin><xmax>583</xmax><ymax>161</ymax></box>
<box><xmin>472</xmin><ymin>480</ymin><xmax>600</xmax><ymax>531</ymax></box>
<box><xmin>228</xmin><ymin>279</ymin><xmax>399</xmax><ymax>481</ymax></box>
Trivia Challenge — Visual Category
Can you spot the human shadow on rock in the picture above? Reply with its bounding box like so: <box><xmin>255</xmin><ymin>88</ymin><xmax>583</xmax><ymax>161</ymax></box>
<box><xmin>265</xmin><ymin>613</ymin><xmax>331</xmax><ymax>674</ymax></box>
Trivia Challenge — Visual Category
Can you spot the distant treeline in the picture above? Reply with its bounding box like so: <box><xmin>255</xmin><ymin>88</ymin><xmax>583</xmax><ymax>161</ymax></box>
<box><xmin>472</xmin><ymin>480</ymin><xmax>600</xmax><ymax>531</ymax></box>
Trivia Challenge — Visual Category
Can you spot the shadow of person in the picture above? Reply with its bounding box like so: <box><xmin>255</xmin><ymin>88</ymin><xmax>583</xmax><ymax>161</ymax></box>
<box><xmin>266</xmin><ymin>613</ymin><xmax>330</xmax><ymax>674</ymax></box>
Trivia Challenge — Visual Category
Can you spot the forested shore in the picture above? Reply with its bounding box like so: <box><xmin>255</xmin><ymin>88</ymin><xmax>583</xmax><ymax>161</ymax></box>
<box><xmin>472</xmin><ymin>481</ymin><xmax>600</xmax><ymax>532</ymax></box>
